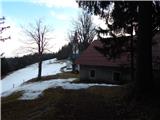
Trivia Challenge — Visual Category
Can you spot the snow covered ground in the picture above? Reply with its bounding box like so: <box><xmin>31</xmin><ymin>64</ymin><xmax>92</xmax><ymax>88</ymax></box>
<box><xmin>0</xmin><ymin>59</ymin><xmax>66</xmax><ymax>94</ymax></box>
<box><xmin>1</xmin><ymin>58</ymin><xmax>117</xmax><ymax>100</ymax></box>
<box><xmin>2</xmin><ymin>78</ymin><xmax>116</xmax><ymax>100</ymax></box>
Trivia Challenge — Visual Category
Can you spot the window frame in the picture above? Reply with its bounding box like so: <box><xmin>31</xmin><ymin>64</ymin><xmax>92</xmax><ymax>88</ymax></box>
<box><xmin>112</xmin><ymin>71</ymin><xmax>121</xmax><ymax>81</ymax></box>
<box><xmin>89</xmin><ymin>69</ymin><xmax>96</xmax><ymax>79</ymax></box>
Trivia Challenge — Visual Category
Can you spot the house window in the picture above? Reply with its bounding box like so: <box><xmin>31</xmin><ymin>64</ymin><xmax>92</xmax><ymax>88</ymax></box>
<box><xmin>113</xmin><ymin>72</ymin><xmax>121</xmax><ymax>81</ymax></box>
<box><xmin>90</xmin><ymin>70</ymin><xmax>95</xmax><ymax>79</ymax></box>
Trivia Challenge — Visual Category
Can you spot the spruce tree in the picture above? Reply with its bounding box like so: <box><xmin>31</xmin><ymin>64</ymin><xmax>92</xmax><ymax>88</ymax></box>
<box><xmin>78</xmin><ymin>1</ymin><xmax>160</xmax><ymax>93</ymax></box>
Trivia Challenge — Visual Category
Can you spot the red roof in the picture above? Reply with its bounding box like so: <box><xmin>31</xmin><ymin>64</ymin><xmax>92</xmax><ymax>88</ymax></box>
<box><xmin>75</xmin><ymin>40</ymin><xmax>130</xmax><ymax>67</ymax></box>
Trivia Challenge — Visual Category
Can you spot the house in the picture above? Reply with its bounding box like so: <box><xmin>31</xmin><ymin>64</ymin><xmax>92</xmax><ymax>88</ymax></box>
<box><xmin>76</xmin><ymin>33</ymin><xmax>160</xmax><ymax>84</ymax></box>
<box><xmin>75</xmin><ymin>40</ymin><xmax>131</xmax><ymax>84</ymax></box>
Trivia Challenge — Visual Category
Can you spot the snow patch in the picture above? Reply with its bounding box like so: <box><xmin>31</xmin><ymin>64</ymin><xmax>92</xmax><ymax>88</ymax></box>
<box><xmin>0</xmin><ymin>58</ymin><xmax>66</xmax><ymax>94</ymax></box>
<box><xmin>2</xmin><ymin>78</ymin><xmax>117</xmax><ymax>100</ymax></box>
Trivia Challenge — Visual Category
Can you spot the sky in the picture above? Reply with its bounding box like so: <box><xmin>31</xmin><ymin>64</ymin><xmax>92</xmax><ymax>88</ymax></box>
<box><xmin>0</xmin><ymin>0</ymin><xmax>105</xmax><ymax>57</ymax></box>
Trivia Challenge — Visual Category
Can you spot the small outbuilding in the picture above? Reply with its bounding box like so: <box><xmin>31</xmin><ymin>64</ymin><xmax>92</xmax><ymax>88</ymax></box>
<box><xmin>75</xmin><ymin>40</ymin><xmax>131</xmax><ymax>84</ymax></box>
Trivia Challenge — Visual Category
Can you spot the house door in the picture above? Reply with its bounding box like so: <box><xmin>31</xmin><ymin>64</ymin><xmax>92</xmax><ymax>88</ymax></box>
<box><xmin>113</xmin><ymin>72</ymin><xmax>120</xmax><ymax>81</ymax></box>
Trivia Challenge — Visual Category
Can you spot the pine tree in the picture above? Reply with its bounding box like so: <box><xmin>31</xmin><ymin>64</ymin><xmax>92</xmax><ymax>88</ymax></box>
<box><xmin>79</xmin><ymin>1</ymin><xmax>138</xmax><ymax>82</ymax></box>
<box><xmin>78</xmin><ymin>1</ymin><xmax>160</xmax><ymax>93</ymax></box>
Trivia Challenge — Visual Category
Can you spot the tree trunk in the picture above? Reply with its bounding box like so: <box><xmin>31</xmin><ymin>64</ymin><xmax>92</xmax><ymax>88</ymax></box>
<box><xmin>130</xmin><ymin>23</ymin><xmax>134</xmax><ymax>82</ymax></box>
<box><xmin>37</xmin><ymin>55</ymin><xmax>42</xmax><ymax>80</ymax></box>
<box><xmin>136</xmin><ymin>2</ymin><xmax>153</xmax><ymax>93</ymax></box>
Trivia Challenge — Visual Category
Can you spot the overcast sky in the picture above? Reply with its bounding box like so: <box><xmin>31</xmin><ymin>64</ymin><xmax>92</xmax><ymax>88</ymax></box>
<box><xmin>0</xmin><ymin>0</ymin><xmax>106</xmax><ymax>57</ymax></box>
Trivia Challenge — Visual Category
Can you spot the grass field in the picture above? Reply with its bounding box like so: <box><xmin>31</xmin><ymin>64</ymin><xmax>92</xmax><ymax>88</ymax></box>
<box><xmin>2</xmin><ymin>84</ymin><xmax>160</xmax><ymax>120</ymax></box>
<box><xmin>24</xmin><ymin>72</ymin><xmax>80</xmax><ymax>83</ymax></box>
<box><xmin>2</xmin><ymin>72</ymin><xmax>160</xmax><ymax>120</ymax></box>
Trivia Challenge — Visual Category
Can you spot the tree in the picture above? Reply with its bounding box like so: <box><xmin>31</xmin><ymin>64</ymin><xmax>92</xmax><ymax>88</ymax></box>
<box><xmin>71</xmin><ymin>11</ymin><xmax>96</xmax><ymax>53</ymax></box>
<box><xmin>56</xmin><ymin>43</ymin><xmax>72</xmax><ymax>60</ymax></box>
<box><xmin>136</xmin><ymin>2</ymin><xmax>153</xmax><ymax>93</ymax></box>
<box><xmin>68</xmin><ymin>11</ymin><xmax>96</xmax><ymax>72</ymax></box>
<box><xmin>23</xmin><ymin>19</ymin><xmax>52</xmax><ymax>80</ymax></box>
<box><xmin>0</xmin><ymin>16</ymin><xmax>10</xmax><ymax>42</ymax></box>
<box><xmin>1</xmin><ymin>57</ymin><xmax>9</xmax><ymax>76</ymax></box>
<box><xmin>79</xmin><ymin>1</ymin><xmax>138</xmax><ymax>82</ymax></box>
<box><xmin>68</xmin><ymin>31</ymin><xmax>79</xmax><ymax>72</ymax></box>
<box><xmin>0</xmin><ymin>17</ymin><xmax>11</xmax><ymax>76</ymax></box>
<box><xmin>152</xmin><ymin>1</ymin><xmax>160</xmax><ymax>37</ymax></box>
<box><xmin>0</xmin><ymin>16</ymin><xmax>11</xmax><ymax>57</ymax></box>
<box><xmin>78</xmin><ymin>1</ymin><xmax>159</xmax><ymax>93</ymax></box>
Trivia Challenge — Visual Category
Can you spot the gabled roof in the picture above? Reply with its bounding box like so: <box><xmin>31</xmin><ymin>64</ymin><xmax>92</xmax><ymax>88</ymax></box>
<box><xmin>75</xmin><ymin>40</ymin><xmax>130</xmax><ymax>67</ymax></box>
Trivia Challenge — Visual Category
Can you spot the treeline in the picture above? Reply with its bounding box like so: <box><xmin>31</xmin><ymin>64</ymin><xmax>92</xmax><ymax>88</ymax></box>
<box><xmin>1</xmin><ymin>43</ymin><xmax>73</xmax><ymax>77</ymax></box>
<box><xmin>1</xmin><ymin>53</ymin><xmax>55</xmax><ymax>77</ymax></box>
<box><xmin>55</xmin><ymin>43</ymin><xmax>72</xmax><ymax>60</ymax></box>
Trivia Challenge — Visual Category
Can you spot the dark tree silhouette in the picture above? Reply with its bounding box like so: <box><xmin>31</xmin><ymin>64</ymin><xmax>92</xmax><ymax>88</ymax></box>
<box><xmin>1</xmin><ymin>53</ymin><xmax>55</xmax><ymax>77</ymax></box>
<box><xmin>56</xmin><ymin>43</ymin><xmax>72</xmax><ymax>60</ymax></box>
<box><xmin>78</xmin><ymin>1</ymin><xmax>159</xmax><ymax>93</ymax></box>
<box><xmin>1</xmin><ymin>57</ymin><xmax>9</xmax><ymax>76</ymax></box>
<box><xmin>136</xmin><ymin>2</ymin><xmax>153</xmax><ymax>93</ymax></box>
<box><xmin>79</xmin><ymin>1</ymin><xmax>138</xmax><ymax>82</ymax></box>
<box><xmin>152</xmin><ymin>1</ymin><xmax>160</xmax><ymax>37</ymax></box>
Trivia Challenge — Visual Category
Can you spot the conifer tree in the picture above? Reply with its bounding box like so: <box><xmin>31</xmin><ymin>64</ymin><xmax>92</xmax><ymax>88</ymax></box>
<box><xmin>78</xmin><ymin>1</ymin><xmax>160</xmax><ymax>93</ymax></box>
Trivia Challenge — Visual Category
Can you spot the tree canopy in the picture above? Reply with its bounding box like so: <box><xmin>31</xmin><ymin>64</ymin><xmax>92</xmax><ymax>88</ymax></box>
<box><xmin>78</xmin><ymin>1</ymin><xmax>160</xmax><ymax>93</ymax></box>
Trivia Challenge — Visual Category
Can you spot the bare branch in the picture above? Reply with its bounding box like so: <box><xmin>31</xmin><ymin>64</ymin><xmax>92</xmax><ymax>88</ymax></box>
<box><xmin>68</xmin><ymin>11</ymin><xmax>96</xmax><ymax>52</ymax></box>
<box><xmin>22</xmin><ymin>19</ymin><xmax>52</xmax><ymax>53</ymax></box>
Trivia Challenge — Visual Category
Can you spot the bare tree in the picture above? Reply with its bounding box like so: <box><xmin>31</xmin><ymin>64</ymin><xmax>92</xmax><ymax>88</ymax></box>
<box><xmin>23</xmin><ymin>19</ymin><xmax>52</xmax><ymax>80</ymax></box>
<box><xmin>68</xmin><ymin>11</ymin><xmax>96</xmax><ymax>72</ymax></box>
<box><xmin>0</xmin><ymin>16</ymin><xmax>11</xmax><ymax>57</ymax></box>
<box><xmin>72</xmin><ymin>11</ymin><xmax>96</xmax><ymax>53</ymax></box>
<box><xmin>0</xmin><ymin>16</ymin><xmax>10</xmax><ymax>42</ymax></box>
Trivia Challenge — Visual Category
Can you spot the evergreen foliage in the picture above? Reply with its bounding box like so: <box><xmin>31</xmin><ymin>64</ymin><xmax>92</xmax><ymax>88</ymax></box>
<box><xmin>78</xmin><ymin>1</ymin><xmax>160</xmax><ymax>93</ymax></box>
<box><xmin>56</xmin><ymin>43</ymin><xmax>72</xmax><ymax>60</ymax></box>
<box><xmin>1</xmin><ymin>53</ymin><xmax>55</xmax><ymax>77</ymax></box>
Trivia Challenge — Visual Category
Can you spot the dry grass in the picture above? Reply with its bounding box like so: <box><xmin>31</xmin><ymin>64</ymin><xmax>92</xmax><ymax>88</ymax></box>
<box><xmin>1</xmin><ymin>91</ymin><xmax>23</xmax><ymax>104</ymax></box>
<box><xmin>2</xmin><ymin>84</ymin><xmax>160</xmax><ymax>120</ymax></box>
<box><xmin>2</xmin><ymin>72</ymin><xmax>160</xmax><ymax>120</ymax></box>
<box><xmin>1</xmin><ymin>86</ymin><xmax>124</xmax><ymax>120</ymax></box>
<box><xmin>25</xmin><ymin>72</ymin><xmax>79</xmax><ymax>83</ymax></box>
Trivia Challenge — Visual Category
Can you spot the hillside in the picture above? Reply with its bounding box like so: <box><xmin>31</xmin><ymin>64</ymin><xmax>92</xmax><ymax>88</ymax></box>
<box><xmin>1</xmin><ymin>59</ymin><xmax>160</xmax><ymax>120</ymax></box>
<box><xmin>0</xmin><ymin>59</ymin><xmax>66</xmax><ymax>94</ymax></box>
